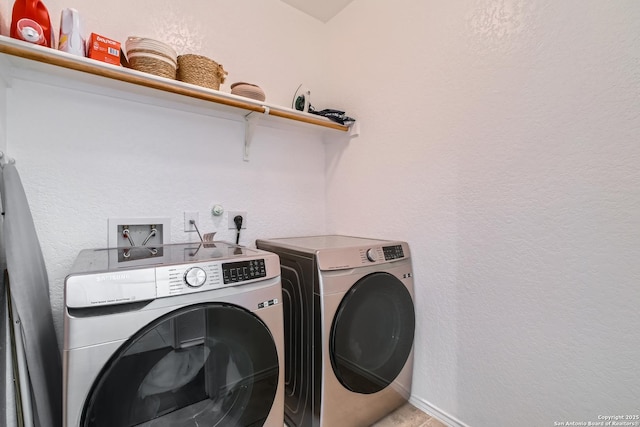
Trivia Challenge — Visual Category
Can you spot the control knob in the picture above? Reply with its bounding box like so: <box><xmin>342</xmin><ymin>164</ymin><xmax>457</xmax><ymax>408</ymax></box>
<box><xmin>184</xmin><ymin>267</ymin><xmax>207</xmax><ymax>287</ymax></box>
<box><xmin>366</xmin><ymin>248</ymin><xmax>378</xmax><ymax>262</ymax></box>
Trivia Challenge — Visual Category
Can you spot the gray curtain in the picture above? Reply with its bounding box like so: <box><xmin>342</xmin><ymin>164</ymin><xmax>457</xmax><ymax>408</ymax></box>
<box><xmin>0</xmin><ymin>163</ymin><xmax>62</xmax><ymax>427</ymax></box>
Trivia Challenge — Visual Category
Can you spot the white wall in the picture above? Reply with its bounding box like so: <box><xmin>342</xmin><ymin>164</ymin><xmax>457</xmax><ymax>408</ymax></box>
<box><xmin>325</xmin><ymin>1</ymin><xmax>640</xmax><ymax>426</ymax></box>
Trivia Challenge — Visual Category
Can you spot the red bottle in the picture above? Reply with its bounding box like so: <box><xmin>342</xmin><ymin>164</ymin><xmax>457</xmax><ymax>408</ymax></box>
<box><xmin>10</xmin><ymin>0</ymin><xmax>54</xmax><ymax>47</ymax></box>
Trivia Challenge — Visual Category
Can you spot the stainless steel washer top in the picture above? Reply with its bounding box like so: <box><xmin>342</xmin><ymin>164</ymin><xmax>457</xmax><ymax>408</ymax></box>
<box><xmin>65</xmin><ymin>242</ymin><xmax>279</xmax><ymax>309</ymax></box>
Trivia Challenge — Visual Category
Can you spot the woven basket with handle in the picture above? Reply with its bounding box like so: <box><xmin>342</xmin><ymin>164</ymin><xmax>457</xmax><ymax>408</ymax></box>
<box><xmin>177</xmin><ymin>54</ymin><xmax>228</xmax><ymax>90</ymax></box>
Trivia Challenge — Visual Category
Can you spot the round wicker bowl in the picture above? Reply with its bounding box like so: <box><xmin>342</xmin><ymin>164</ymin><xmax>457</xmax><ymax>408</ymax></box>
<box><xmin>176</xmin><ymin>54</ymin><xmax>227</xmax><ymax>90</ymax></box>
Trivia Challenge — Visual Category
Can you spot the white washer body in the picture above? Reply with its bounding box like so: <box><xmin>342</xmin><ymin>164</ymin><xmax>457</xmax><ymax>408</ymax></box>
<box><xmin>63</xmin><ymin>242</ymin><xmax>284</xmax><ymax>427</ymax></box>
<box><xmin>256</xmin><ymin>235</ymin><xmax>415</xmax><ymax>427</ymax></box>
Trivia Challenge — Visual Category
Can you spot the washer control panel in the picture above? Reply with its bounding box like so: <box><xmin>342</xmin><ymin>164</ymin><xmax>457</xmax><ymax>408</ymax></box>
<box><xmin>156</xmin><ymin>258</ymin><xmax>269</xmax><ymax>298</ymax></box>
<box><xmin>65</xmin><ymin>243</ymin><xmax>280</xmax><ymax>308</ymax></box>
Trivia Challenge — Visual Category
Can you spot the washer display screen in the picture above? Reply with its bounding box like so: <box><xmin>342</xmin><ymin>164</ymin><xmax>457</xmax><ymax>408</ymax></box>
<box><xmin>222</xmin><ymin>259</ymin><xmax>267</xmax><ymax>284</ymax></box>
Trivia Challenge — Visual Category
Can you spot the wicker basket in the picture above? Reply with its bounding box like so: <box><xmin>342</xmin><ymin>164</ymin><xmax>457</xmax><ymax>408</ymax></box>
<box><xmin>177</xmin><ymin>54</ymin><xmax>228</xmax><ymax>90</ymax></box>
<box><xmin>128</xmin><ymin>50</ymin><xmax>177</xmax><ymax>79</ymax></box>
<box><xmin>125</xmin><ymin>37</ymin><xmax>178</xmax><ymax>80</ymax></box>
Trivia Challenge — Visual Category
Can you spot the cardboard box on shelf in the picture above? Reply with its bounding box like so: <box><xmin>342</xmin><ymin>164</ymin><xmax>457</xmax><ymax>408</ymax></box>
<box><xmin>87</xmin><ymin>33</ymin><xmax>120</xmax><ymax>65</ymax></box>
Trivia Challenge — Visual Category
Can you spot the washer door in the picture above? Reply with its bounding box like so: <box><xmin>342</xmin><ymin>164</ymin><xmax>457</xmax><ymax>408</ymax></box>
<box><xmin>330</xmin><ymin>272</ymin><xmax>415</xmax><ymax>394</ymax></box>
<box><xmin>81</xmin><ymin>303</ymin><xmax>279</xmax><ymax>427</ymax></box>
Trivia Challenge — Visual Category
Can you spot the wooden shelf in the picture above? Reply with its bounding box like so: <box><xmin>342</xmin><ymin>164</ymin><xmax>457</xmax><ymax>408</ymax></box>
<box><xmin>0</xmin><ymin>35</ymin><xmax>349</xmax><ymax>133</ymax></box>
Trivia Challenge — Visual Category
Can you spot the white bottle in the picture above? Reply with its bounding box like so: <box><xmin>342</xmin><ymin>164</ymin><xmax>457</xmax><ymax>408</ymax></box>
<box><xmin>58</xmin><ymin>8</ymin><xmax>85</xmax><ymax>56</ymax></box>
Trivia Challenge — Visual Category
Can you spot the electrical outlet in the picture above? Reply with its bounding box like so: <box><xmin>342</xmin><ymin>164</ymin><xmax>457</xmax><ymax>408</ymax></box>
<box><xmin>228</xmin><ymin>211</ymin><xmax>247</xmax><ymax>229</ymax></box>
<box><xmin>108</xmin><ymin>217</ymin><xmax>170</xmax><ymax>248</ymax></box>
<box><xmin>184</xmin><ymin>212</ymin><xmax>199</xmax><ymax>232</ymax></box>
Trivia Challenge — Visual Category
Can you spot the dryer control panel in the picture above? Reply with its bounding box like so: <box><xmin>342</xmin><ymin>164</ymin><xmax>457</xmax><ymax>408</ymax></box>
<box><xmin>360</xmin><ymin>244</ymin><xmax>405</xmax><ymax>264</ymax></box>
<box><xmin>316</xmin><ymin>241</ymin><xmax>411</xmax><ymax>271</ymax></box>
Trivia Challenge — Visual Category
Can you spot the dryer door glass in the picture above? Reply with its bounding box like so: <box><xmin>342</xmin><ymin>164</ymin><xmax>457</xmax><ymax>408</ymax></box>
<box><xmin>330</xmin><ymin>272</ymin><xmax>415</xmax><ymax>394</ymax></box>
<box><xmin>81</xmin><ymin>303</ymin><xmax>279</xmax><ymax>427</ymax></box>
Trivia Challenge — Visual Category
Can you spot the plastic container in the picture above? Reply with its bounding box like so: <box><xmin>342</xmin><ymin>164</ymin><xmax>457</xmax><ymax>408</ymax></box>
<box><xmin>10</xmin><ymin>0</ymin><xmax>54</xmax><ymax>47</ymax></box>
<box><xmin>58</xmin><ymin>8</ymin><xmax>85</xmax><ymax>56</ymax></box>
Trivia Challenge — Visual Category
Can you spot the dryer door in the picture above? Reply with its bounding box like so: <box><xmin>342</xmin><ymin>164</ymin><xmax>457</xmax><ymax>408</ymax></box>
<box><xmin>81</xmin><ymin>303</ymin><xmax>279</xmax><ymax>427</ymax></box>
<box><xmin>330</xmin><ymin>272</ymin><xmax>415</xmax><ymax>394</ymax></box>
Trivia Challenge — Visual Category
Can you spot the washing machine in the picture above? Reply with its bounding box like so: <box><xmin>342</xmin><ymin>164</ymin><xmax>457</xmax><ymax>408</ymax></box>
<box><xmin>63</xmin><ymin>242</ymin><xmax>284</xmax><ymax>427</ymax></box>
<box><xmin>256</xmin><ymin>235</ymin><xmax>415</xmax><ymax>427</ymax></box>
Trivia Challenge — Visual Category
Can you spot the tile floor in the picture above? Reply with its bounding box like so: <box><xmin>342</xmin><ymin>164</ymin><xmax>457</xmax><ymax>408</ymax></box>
<box><xmin>283</xmin><ymin>402</ymin><xmax>448</xmax><ymax>427</ymax></box>
<box><xmin>371</xmin><ymin>403</ymin><xmax>448</xmax><ymax>427</ymax></box>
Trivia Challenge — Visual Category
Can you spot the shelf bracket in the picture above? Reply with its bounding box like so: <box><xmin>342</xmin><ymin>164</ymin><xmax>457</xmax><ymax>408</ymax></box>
<box><xmin>244</xmin><ymin>107</ymin><xmax>269</xmax><ymax>161</ymax></box>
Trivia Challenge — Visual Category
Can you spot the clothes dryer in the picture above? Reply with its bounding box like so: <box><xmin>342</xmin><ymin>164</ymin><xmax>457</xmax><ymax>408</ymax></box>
<box><xmin>63</xmin><ymin>242</ymin><xmax>284</xmax><ymax>427</ymax></box>
<box><xmin>256</xmin><ymin>235</ymin><xmax>415</xmax><ymax>427</ymax></box>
